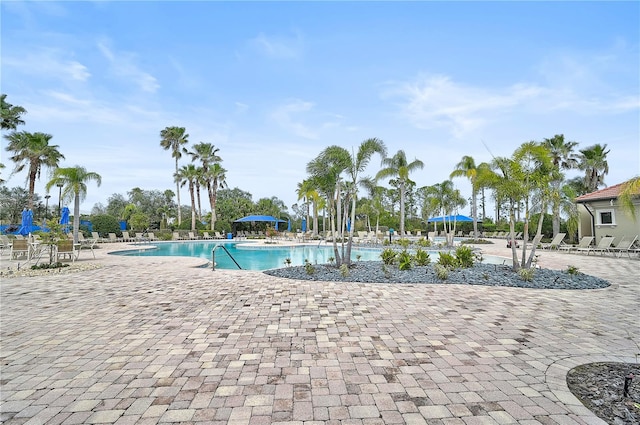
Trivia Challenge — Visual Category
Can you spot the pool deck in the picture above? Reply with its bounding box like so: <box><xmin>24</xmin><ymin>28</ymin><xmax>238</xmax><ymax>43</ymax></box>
<box><xmin>1</xmin><ymin>239</ymin><xmax>638</xmax><ymax>424</ymax></box>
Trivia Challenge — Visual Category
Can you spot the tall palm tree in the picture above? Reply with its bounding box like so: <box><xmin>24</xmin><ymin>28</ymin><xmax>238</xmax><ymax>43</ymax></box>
<box><xmin>296</xmin><ymin>179</ymin><xmax>316</xmax><ymax>236</ymax></box>
<box><xmin>175</xmin><ymin>164</ymin><xmax>199</xmax><ymax>232</ymax></box>
<box><xmin>205</xmin><ymin>163</ymin><xmax>227</xmax><ymax>231</ymax></box>
<box><xmin>376</xmin><ymin>150</ymin><xmax>424</xmax><ymax>236</ymax></box>
<box><xmin>160</xmin><ymin>126</ymin><xmax>189</xmax><ymax>225</ymax></box>
<box><xmin>450</xmin><ymin>155</ymin><xmax>481</xmax><ymax>239</ymax></box>
<box><xmin>579</xmin><ymin>143</ymin><xmax>610</xmax><ymax>193</ymax></box>
<box><xmin>5</xmin><ymin>131</ymin><xmax>65</xmax><ymax>210</ymax></box>
<box><xmin>46</xmin><ymin>166</ymin><xmax>101</xmax><ymax>243</ymax></box>
<box><xmin>543</xmin><ymin>134</ymin><xmax>579</xmax><ymax>237</ymax></box>
<box><xmin>1</xmin><ymin>94</ymin><xmax>27</xmax><ymax>130</ymax></box>
<box><xmin>187</xmin><ymin>142</ymin><xmax>224</xmax><ymax>230</ymax></box>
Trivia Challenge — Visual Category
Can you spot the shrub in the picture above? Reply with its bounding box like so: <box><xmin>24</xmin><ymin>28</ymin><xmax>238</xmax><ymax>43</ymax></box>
<box><xmin>304</xmin><ymin>259</ymin><xmax>315</xmax><ymax>275</ymax></box>
<box><xmin>437</xmin><ymin>252</ymin><xmax>457</xmax><ymax>269</ymax></box>
<box><xmin>518</xmin><ymin>267</ymin><xmax>535</xmax><ymax>282</ymax></box>
<box><xmin>380</xmin><ymin>248</ymin><xmax>397</xmax><ymax>265</ymax></box>
<box><xmin>434</xmin><ymin>264</ymin><xmax>449</xmax><ymax>280</ymax></box>
<box><xmin>91</xmin><ymin>214</ymin><xmax>121</xmax><ymax>237</ymax></box>
<box><xmin>414</xmin><ymin>248</ymin><xmax>430</xmax><ymax>266</ymax></box>
<box><xmin>566</xmin><ymin>265</ymin><xmax>580</xmax><ymax>275</ymax></box>
<box><xmin>30</xmin><ymin>262</ymin><xmax>69</xmax><ymax>270</ymax></box>
<box><xmin>398</xmin><ymin>250</ymin><xmax>412</xmax><ymax>271</ymax></box>
<box><xmin>339</xmin><ymin>264</ymin><xmax>349</xmax><ymax>277</ymax></box>
<box><xmin>396</xmin><ymin>238</ymin><xmax>411</xmax><ymax>249</ymax></box>
<box><xmin>455</xmin><ymin>246</ymin><xmax>474</xmax><ymax>268</ymax></box>
<box><xmin>417</xmin><ymin>237</ymin><xmax>431</xmax><ymax>247</ymax></box>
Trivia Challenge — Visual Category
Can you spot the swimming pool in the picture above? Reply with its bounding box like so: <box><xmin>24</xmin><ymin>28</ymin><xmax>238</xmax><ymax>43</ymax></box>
<box><xmin>111</xmin><ymin>241</ymin><xmax>509</xmax><ymax>271</ymax></box>
<box><xmin>111</xmin><ymin>241</ymin><xmax>385</xmax><ymax>271</ymax></box>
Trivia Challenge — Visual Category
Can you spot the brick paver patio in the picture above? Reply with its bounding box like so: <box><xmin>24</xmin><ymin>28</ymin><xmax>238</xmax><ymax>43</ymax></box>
<box><xmin>1</xmin><ymin>241</ymin><xmax>638</xmax><ymax>424</ymax></box>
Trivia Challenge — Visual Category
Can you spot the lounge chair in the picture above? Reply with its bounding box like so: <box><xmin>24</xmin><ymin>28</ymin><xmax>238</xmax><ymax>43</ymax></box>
<box><xmin>541</xmin><ymin>233</ymin><xmax>566</xmax><ymax>250</ymax></box>
<box><xmin>610</xmin><ymin>235</ymin><xmax>638</xmax><ymax>258</ymax></box>
<box><xmin>172</xmin><ymin>232</ymin><xmax>182</xmax><ymax>241</ymax></box>
<box><xmin>202</xmin><ymin>232</ymin><xmax>213</xmax><ymax>240</ymax></box>
<box><xmin>10</xmin><ymin>239</ymin><xmax>29</xmax><ymax>260</ymax></box>
<box><xmin>188</xmin><ymin>231</ymin><xmax>200</xmax><ymax>240</ymax></box>
<box><xmin>108</xmin><ymin>233</ymin><xmax>119</xmax><ymax>243</ymax></box>
<box><xmin>0</xmin><ymin>235</ymin><xmax>12</xmax><ymax>255</ymax></box>
<box><xmin>147</xmin><ymin>232</ymin><xmax>158</xmax><ymax>241</ymax></box>
<box><xmin>81</xmin><ymin>237</ymin><xmax>98</xmax><ymax>258</ymax></box>
<box><xmin>121</xmin><ymin>231</ymin><xmax>135</xmax><ymax>242</ymax></box>
<box><xmin>56</xmin><ymin>240</ymin><xmax>77</xmax><ymax>262</ymax></box>
<box><xmin>559</xmin><ymin>236</ymin><xmax>594</xmax><ymax>253</ymax></box>
<box><xmin>579</xmin><ymin>236</ymin><xmax>615</xmax><ymax>256</ymax></box>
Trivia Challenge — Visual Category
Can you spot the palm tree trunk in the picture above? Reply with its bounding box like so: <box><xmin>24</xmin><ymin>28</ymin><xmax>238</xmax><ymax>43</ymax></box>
<box><xmin>73</xmin><ymin>193</ymin><xmax>81</xmax><ymax>244</ymax></box>
<box><xmin>399</xmin><ymin>183</ymin><xmax>406</xmax><ymax>235</ymax></box>
<box><xmin>472</xmin><ymin>190</ymin><xmax>478</xmax><ymax>239</ymax></box>
<box><xmin>175</xmin><ymin>159</ymin><xmax>182</xmax><ymax>225</ymax></box>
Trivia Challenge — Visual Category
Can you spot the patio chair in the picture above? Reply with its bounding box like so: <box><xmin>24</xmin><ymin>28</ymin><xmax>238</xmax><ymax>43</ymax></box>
<box><xmin>56</xmin><ymin>240</ymin><xmax>77</xmax><ymax>262</ymax></box>
<box><xmin>147</xmin><ymin>232</ymin><xmax>158</xmax><ymax>241</ymax></box>
<box><xmin>202</xmin><ymin>232</ymin><xmax>213</xmax><ymax>240</ymax></box>
<box><xmin>579</xmin><ymin>236</ymin><xmax>615</xmax><ymax>256</ymax></box>
<box><xmin>108</xmin><ymin>233</ymin><xmax>119</xmax><ymax>243</ymax></box>
<box><xmin>559</xmin><ymin>236</ymin><xmax>594</xmax><ymax>253</ymax></box>
<box><xmin>610</xmin><ymin>235</ymin><xmax>638</xmax><ymax>258</ymax></box>
<box><xmin>0</xmin><ymin>235</ymin><xmax>12</xmax><ymax>255</ymax></box>
<box><xmin>541</xmin><ymin>233</ymin><xmax>566</xmax><ymax>250</ymax></box>
<box><xmin>188</xmin><ymin>231</ymin><xmax>200</xmax><ymax>240</ymax></box>
<box><xmin>121</xmin><ymin>231</ymin><xmax>135</xmax><ymax>242</ymax></box>
<box><xmin>81</xmin><ymin>237</ymin><xmax>98</xmax><ymax>258</ymax></box>
<box><xmin>172</xmin><ymin>232</ymin><xmax>182</xmax><ymax>241</ymax></box>
<box><xmin>10</xmin><ymin>239</ymin><xmax>29</xmax><ymax>260</ymax></box>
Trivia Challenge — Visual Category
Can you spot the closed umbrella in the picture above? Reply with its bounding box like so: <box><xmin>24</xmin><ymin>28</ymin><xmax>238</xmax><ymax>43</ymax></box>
<box><xmin>60</xmin><ymin>206</ymin><xmax>70</xmax><ymax>233</ymax></box>
<box><xmin>18</xmin><ymin>208</ymin><xmax>32</xmax><ymax>235</ymax></box>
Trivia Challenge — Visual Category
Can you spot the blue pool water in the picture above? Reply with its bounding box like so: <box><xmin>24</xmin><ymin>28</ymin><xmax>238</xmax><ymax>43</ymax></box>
<box><xmin>111</xmin><ymin>241</ymin><xmax>509</xmax><ymax>271</ymax></box>
<box><xmin>111</xmin><ymin>241</ymin><xmax>385</xmax><ymax>270</ymax></box>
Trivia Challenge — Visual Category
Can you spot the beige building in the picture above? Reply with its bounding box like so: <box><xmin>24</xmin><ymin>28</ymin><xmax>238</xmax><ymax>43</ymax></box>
<box><xmin>575</xmin><ymin>180</ymin><xmax>640</xmax><ymax>244</ymax></box>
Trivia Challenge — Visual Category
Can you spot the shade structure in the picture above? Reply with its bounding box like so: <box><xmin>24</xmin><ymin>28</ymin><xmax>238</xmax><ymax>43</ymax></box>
<box><xmin>60</xmin><ymin>206</ymin><xmax>71</xmax><ymax>233</ymax></box>
<box><xmin>233</xmin><ymin>215</ymin><xmax>287</xmax><ymax>230</ymax></box>
<box><xmin>426</xmin><ymin>214</ymin><xmax>478</xmax><ymax>223</ymax></box>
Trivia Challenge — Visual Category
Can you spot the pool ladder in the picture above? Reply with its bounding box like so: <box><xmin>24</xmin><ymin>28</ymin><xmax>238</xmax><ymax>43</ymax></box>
<box><xmin>211</xmin><ymin>244</ymin><xmax>242</xmax><ymax>270</ymax></box>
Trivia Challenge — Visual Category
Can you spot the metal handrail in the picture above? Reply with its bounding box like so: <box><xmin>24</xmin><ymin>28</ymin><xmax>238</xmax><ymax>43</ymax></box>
<box><xmin>211</xmin><ymin>244</ymin><xmax>242</xmax><ymax>270</ymax></box>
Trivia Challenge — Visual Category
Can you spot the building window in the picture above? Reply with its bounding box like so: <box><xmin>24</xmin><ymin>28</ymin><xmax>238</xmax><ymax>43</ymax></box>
<box><xmin>597</xmin><ymin>209</ymin><xmax>615</xmax><ymax>225</ymax></box>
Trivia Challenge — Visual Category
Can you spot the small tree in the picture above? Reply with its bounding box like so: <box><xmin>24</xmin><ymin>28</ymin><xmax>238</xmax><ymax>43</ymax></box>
<box><xmin>36</xmin><ymin>219</ymin><xmax>67</xmax><ymax>265</ymax></box>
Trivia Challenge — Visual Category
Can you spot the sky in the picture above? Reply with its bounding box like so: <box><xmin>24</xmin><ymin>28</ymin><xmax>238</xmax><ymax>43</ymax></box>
<box><xmin>1</xmin><ymin>1</ymin><xmax>639</xmax><ymax>216</ymax></box>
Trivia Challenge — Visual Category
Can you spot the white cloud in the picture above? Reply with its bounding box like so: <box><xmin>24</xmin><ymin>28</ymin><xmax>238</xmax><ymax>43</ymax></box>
<box><xmin>270</xmin><ymin>100</ymin><xmax>318</xmax><ymax>139</ymax></box>
<box><xmin>3</xmin><ymin>49</ymin><xmax>90</xmax><ymax>83</ymax></box>
<box><xmin>97</xmin><ymin>40</ymin><xmax>159</xmax><ymax>93</ymax></box>
<box><xmin>250</xmin><ymin>32</ymin><xmax>303</xmax><ymax>59</ymax></box>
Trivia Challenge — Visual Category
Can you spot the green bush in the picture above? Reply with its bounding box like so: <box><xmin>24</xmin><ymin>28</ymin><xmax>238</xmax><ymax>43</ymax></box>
<box><xmin>396</xmin><ymin>238</ymin><xmax>411</xmax><ymax>249</ymax></box>
<box><xmin>417</xmin><ymin>237</ymin><xmax>431</xmax><ymax>247</ymax></box>
<box><xmin>398</xmin><ymin>250</ymin><xmax>412</xmax><ymax>271</ymax></box>
<box><xmin>437</xmin><ymin>252</ymin><xmax>457</xmax><ymax>269</ymax></box>
<box><xmin>339</xmin><ymin>264</ymin><xmax>349</xmax><ymax>277</ymax></box>
<box><xmin>434</xmin><ymin>264</ymin><xmax>449</xmax><ymax>280</ymax></box>
<box><xmin>454</xmin><ymin>246</ymin><xmax>474</xmax><ymax>268</ymax></box>
<box><xmin>380</xmin><ymin>248</ymin><xmax>397</xmax><ymax>265</ymax></box>
<box><xmin>518</xmin><ymin>267</ymin><xmax>535</xmax><ymax>282</ymax></box>
<box><xmin>91</xmin><ymin>214</ymin><xmax>121</xmax><ymax>237</ymax></box>
<box><xmin>414</xmin><ymin>248</ymin><xmax>431</xmax><ymax>266</ymax></box>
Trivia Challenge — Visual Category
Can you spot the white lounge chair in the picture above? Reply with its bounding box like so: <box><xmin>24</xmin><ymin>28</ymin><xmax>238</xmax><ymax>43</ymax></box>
<box><xmin>541</xmin><ymin>233</ymin><xmax>566</xmax><ymax>250</ymax></box>
<box><xmin>610</xmin><ymin>235</ymin><xmax>638</xmax><ymax>258</ymax></box>
<box><xmin>559</xmin><ymin>236</ymin><xmax>594</xmax><ymax>253</ymax></box>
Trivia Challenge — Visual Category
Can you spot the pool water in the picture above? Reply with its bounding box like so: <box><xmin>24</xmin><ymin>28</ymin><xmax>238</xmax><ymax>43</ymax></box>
<box><xmin>111</xmin><ymin>241</ymin><xmax>509</xmax><ymax>271</ymax></box>
<box><xmin>111</xmin><ymin>241</ymin><xmax>384</xmax><ymax>271</ymax></box>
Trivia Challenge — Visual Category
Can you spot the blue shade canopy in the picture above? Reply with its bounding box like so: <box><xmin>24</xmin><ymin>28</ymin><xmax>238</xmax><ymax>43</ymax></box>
<box><xmin>233</xmin><ymin>215</ymin><xmax>286</xmax><ymax>224</ymax></box>
<box><xmin>18</xmin><ymin>209</ymin><xmax>34</xmax><ymax>235</ymax></box>
<box><xmin>426</xmin><ymin>214</ymin><xmax>478</xmax><ymax>223</ymax></box>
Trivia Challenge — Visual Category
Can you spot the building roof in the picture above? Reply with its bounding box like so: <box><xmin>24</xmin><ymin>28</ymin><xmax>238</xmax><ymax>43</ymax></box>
<box><xmin>575</xmin><ymin>180</ymin><xmax>635</xmax><ymax>203</ymax></box>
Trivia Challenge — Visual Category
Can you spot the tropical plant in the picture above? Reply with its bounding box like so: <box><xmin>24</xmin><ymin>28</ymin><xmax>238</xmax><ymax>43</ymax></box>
<box><xmin>1</xmin><ymin>94</ymin><xmax>27</xmax><ymax>130</ymax></box>
<box><xmin>579</xmin><ymin>143</ymin><xmax>610</xmax><ymax>193</ymax></box>
<box><xmin>398</xmin><ymin>250</ymin><xmax>412</xmax><ymax>270</ymax></box>
<box><xmin>175</xmin><ymin>164</ymin><xmax>199</xmax><ymax>232</ymax></box>
<box><xmin>421</xmin><ymin>180</ymin><xmax>466</xmax><ymax>247</ymax></box>
<box><xmin>187</xmin><ymin>142</ymin><xmax>226</xmax><ymax>230</ymax></box>
<box><xmin>454</xmin><ymin>245</ymin><xmax>474</xmax><ymax>268</ymax></box>
<box><xmin>46</xmin><ymin>166</ymin><xmax>102</xmax><ymax>243</ymax></box>
<box><xmin>619</xmin><ymin>176</ymin><xmax>640</xmax><ymax>219</ymax></box>
<box><xmin>339</xmin><ymin>263</ymin><xmax>349</xmax><ymax>277</ymax></box>
<box><xmin>160</xmin><ymin>126</ymin><xmax>189</xmax><ymax>225</ymax></box>
<box><xmin>518</xmin><ymin>267</ymin><xmax>535</xmax><ymax>282</ymax></box>
<box><xmin>376</xmin><ymin>150</ymin><xmax>424</xmax><ymax>237</ymax></box>
<box><xmin>380</xmin><ymin>248</ymin><xmax>397</xmax><ymax>265</ymax></box>
<box><xmin>90</xmin><ymin>214</ymin><xmax>121</xmax><ymax>237</ymax></box>
<box><xmin>206</xmin><ymin>163</ymin><xmax>228</xmax><ymax>231</ymax></box>
<box><xmin>450</xmin><ymin>155</ymin><xmax>488</xmax><ymax>239</ymax></box>
<box><xmin>437</xmin><ymin>252</ymin><xmax>457</xmax><ymax>269</ymax></box>
<box><xmin>544</xmin><ymin>134</ymin><xmax>579</xmax><ymax>237</ymax></box>
<box><xmin>414</xmin><ymin>248</ymin><xmax>430</xmax><ymax>266</ymax></box>
<box><xmin>4</xmin><ymin>131</ymin><xmax>65</xmax><ymax>210</ymax></box>
<box><xmin>434</xmin><ymin>264</ymin><xmax>449</xmax><ymax>280</ymax></box>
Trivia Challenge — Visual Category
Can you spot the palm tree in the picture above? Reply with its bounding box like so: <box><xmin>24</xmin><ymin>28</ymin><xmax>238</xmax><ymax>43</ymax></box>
<box><xmin>1</xmin><ymin>94</ymin><xmax>27</xmax><ymax>130</ymax></box>
<box><xmin>422</xmin><ymin>180</ymin><xmax>465</xmax><ymax>246</ymax></box>
<box><xmin>187</xmin><ymin>142</ymin><xmax>224</xmax><ymax>231</ymax></box>
<box><xmin>205</xmin><ymin>163</ymin><xmax>227</xmax><ymax>231</ymax></box>
<box><xmin>175</xmin><ymin>164</ymin><xmax>199</xmax><ymax>232</ymax></box>
<box><xmin>619</xmin><ymin>176</ymin><xmax>640</xmax><ymax>219</ymax></box>
<box><xmin>543</xmin><ymin>134</ymin><xmax>579</xmax><ymax>237</ymax></box>
<box><xmin>450</xmin><ymin>155</ymin><xmax>482</xmax><ymax>239</ymax></box>
<box><xmin>579</xmin><ymin>143</ymin><xmax>610</xmax><ymax>193</ymax></box>
<box><xmin>376</xmin><ymin>150</ymin><xmax>424</xmax><ymax>236</ymax></box>
<box><xmin>5</xmin><ymin>131</ymin><xmax>65</xmax><ymax>210</ymax></box>
<box><xmin>297</xmin><ymin>179</ymin><xmax>317</xmax><ymax>236</ymax></box>
<box><xmin>160</xmin><ymin>126</ymin><xmax>189</xmax><ymax>225</ymax></box>
<box><xmin>46</xmin><ymin>166</ymin><xmax>101</xmax><ymax>243</ymax></box>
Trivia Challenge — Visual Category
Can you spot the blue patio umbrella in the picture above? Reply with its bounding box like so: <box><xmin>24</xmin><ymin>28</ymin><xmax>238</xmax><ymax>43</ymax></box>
<box><xmin>287</xmin><ymin>219</ymin><xmax>291</xmax><ymax>232</ymax></box>
<box><xmin>18</xmin><ymin>208</ymin><xmax>32</xmax><ymax>235</ymax></box>
<box><xmin>301</xmin><ymin>219</ymin><xmax>306</xmax><ymax>232</ymax></box>
<box><xmin>60</xmin><ymin>206</ymin><xmax>71</xmax><ymax>233</ymax></box>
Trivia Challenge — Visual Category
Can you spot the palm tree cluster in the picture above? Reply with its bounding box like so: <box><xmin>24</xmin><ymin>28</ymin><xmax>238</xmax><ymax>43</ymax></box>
<box><xmin>299</xmin><ymin>134</ymin><xmax>615</xmax><ymax>271</ymax></box>
<box><xmin>2</xmin><ymin>94</ymin><xmax>101</xmax><ymax>243</ymax></box>
<box><xmin>160</xmin><ymin>126</ymin><xmax>227</xmax><ymax>232</ymax></box>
